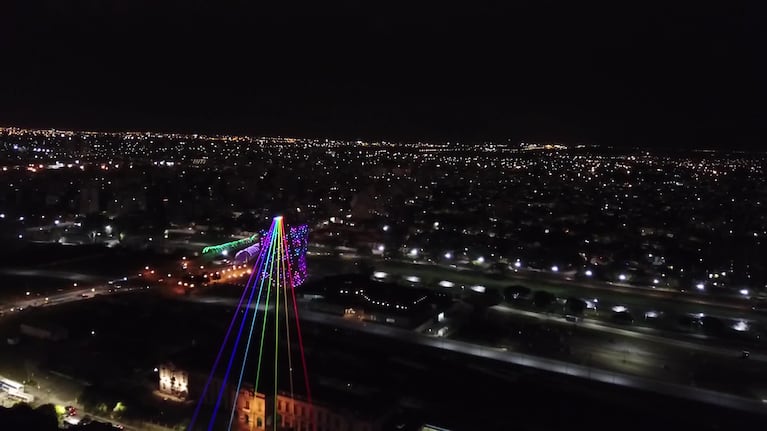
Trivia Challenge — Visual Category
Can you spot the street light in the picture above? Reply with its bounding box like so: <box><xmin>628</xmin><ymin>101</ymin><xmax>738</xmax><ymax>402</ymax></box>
<box><xmin>584</xmin><ymin>269</ymin><xmax>593</xmax><ymax>277</ymax></box>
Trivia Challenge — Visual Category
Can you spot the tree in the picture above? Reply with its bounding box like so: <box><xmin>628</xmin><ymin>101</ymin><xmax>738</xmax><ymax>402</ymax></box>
<box><xmin>356</xmin><ymin>260</ymin><xmax>375</xmax><ymax>277</ymax></box>
<box><xmin>565</xmin><ymin>297</ymin><xmax>587</xmax><ymax>315</ymax></box>
<box><xmin>700</xmin><ymin>316</ymin><xmax>725</xmax><ymax>334</ymax></box>
<box><xmin>612</xmin><ymin>311</ymin><xmax>633</xmax><ymax>324</ymax></box>
<box><xmin>466</xmin><ymin>287</ymin><xmax>503</xmax><ymax>309</ymax></box>
<box><xmin>533</xmin><ymin>291</ymin><xmax>556</xmax><ymax>309</ymax></box>
<box><xmin>112</xmin><ymin>401</ymin><xmax>127</xmax><ymax>418</ymax></box>
<box><xmin>503</xmin><ymin>285</ymin><xmax>531</xmax><ymax>301</ymax></box>
<box><xmin>0</xmin><ymin>403</ymin><xmax>58</xmax><ymax>430</ymax></box>
<box><xmin>34</xmin><ymin>404</ymin><xmax>59</xmax><ymax>430</ymax></box>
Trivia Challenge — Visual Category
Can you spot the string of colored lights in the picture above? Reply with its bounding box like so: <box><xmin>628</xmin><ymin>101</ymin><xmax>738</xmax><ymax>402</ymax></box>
<box><xmin>225</xmin><ymin>222</ymin><xmax>280</xmax><ymax>430</ymax></box>
<box><xmin>206</xmin><ymin>221</ymin><xmax>277</xmax><ymax>430</ymax></box>
<box><xmin>187</xmin><ymin>224</ymin><xmax>272</xmax><ymax>430</ymax></box>
<box><xmin>202</xmin><ymin>234</ymin><xmax>258</xmax><ymax>255</ymax></box>
<box><xmin>288</xmin><ymin>224</ymin><xmax>309</xmax><ymax>286</ymax></box>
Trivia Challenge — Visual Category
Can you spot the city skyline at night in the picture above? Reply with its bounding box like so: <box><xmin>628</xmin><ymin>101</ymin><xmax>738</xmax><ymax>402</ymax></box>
<box><xmin>1</xmin><ymin>2</ymin><xmax>767</xmax><ymax>431</ymax></box>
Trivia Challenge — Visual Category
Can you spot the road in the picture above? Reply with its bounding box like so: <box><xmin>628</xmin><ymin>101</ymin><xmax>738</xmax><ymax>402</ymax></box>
<box><xmin>365</xmin><ymin>256</ymin><xmax>761</xmax><ymax>314</ymax></box>
<box><xmin>2</xmin><ymin>250</ymin><xmax>765</xmax><ymax>418</ymax></box>
<box><xmin>490</xmin><ymin>304</ymin><xmax>767</xmax><ymax>363</ymax></box>
<box><xmin>181</xmin><ymin>293</ymin><xmax>767</xmax><ymax>415</ymax></box>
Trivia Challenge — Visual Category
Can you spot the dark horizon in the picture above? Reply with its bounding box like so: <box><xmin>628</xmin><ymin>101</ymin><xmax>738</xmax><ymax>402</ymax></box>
<box><xmin>1</xmin><ymin>2</ymin><xmax>765</xmax><ymax>149</ymax></box>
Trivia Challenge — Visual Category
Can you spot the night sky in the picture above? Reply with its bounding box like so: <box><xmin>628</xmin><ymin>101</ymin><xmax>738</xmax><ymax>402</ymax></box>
<box><xmin>1</xmin><ymin>2</ymin><xmax>765</xmax><ymax>148</ymax></box>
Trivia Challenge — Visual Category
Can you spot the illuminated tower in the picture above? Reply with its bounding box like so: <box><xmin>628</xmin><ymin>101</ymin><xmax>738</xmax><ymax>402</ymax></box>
<box><xmin>189</xmin><ymin>216</ymin><xmax>312</xmax><ymax>431</ymax></box>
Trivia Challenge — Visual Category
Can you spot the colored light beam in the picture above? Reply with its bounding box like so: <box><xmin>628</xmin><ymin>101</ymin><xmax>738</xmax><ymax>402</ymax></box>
<box><xmin>273</xmin><ymin>219</ymin><xmax>282</xmax><ymax>431</ymax></box>
<box><xmin>225</xmin><ymin>222</ymin><xmax>280</xmax><ymax>430</ymax></box>
<box><xmin>281</xmin><ymin>223</ymin><xmax>295</xmax><ymax>400</ymax></box>
<box><xmin>191</xmin><ymin>216</ymin><xmax>312</xmax><ymax>431</ymax></box>
<box><xmin>187</xmin><ymin>225</ymin><xmax>271</xmax><ymax>430</ymax></box>
<box><xmin>253</xmin><ymin>221</ymin><xmax>278</xmax><ymax>415</ymax></box>
<box><xmin>206</xmin><ymin>222</ymin><xmax>277</xmax><ymax>430</ymax></box>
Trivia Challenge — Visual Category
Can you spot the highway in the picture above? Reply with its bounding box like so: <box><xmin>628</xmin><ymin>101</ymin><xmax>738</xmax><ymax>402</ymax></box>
<box><xmin>2</xmin><ymin>251</ymin><xmax>765</xmax><ymax>419</ymax></box>
<box><xmin>363</xmin><ymin>255</ymin><xmax>761</xmax><ymax>314</ymax></box>
<box><xmin>489</xmin><ymin>304</ymin><xmax>767</xmax><ymax>363</ymax></box>
<box><xmin>181</xmin><ymin>293</ymin><xmax>767</xmax><ymax>415</ymax></box>
<box><xmin>0</xmin><ymin>276</ymin><xmax>143</xmax><ymax>316</ymax></box>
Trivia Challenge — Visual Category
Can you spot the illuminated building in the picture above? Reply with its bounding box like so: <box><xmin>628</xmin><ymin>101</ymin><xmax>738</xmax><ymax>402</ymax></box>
<box><xmin>235</xmin><ymin>388</ymin><xmax>380</xmax><ymax>431</ymax></box>
<box><xmin>159</xmin><ymin>363</ymin><xmax>189</xmax><ymax>400</ymax></box>
<box><xmin>157</xmin><ymin>363</ymin><xmax>386</xmax><ymax>431</ymax></box>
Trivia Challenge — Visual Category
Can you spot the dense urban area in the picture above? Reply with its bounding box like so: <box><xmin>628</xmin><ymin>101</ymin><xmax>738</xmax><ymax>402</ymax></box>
<box><xmin>1</xmin><ymin>126</ymin><xmax>766</xmax><ymax>430</ymax></box>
